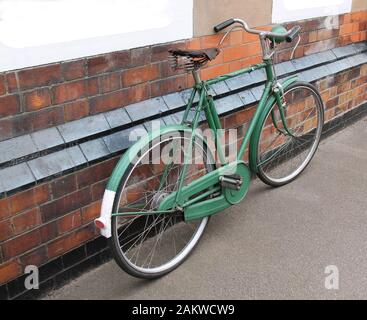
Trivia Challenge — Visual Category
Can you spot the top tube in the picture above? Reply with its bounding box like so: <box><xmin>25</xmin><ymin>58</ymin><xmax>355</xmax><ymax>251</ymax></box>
<box><xmin>205</xmin><ymin>62</ymin><xmax>267</xmax><ymax>86</ymax></box>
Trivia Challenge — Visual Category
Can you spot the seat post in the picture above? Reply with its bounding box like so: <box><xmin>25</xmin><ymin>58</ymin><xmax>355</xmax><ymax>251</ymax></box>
<box><xmin>192</xmin><ymin>70</ymin><xmax>202</xmax><ymax>84</ymax></box>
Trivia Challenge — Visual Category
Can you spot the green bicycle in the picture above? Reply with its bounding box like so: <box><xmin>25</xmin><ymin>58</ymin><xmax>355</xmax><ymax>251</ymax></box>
<box><xmin>95</xmin><ymin>18</ymin><xmax>324</xmax><ymax>278</ymax></box>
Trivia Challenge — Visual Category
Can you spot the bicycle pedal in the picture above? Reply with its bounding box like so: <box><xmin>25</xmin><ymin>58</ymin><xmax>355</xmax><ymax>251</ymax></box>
<box><xmin>219</xmin><ymin>174</ymin><xmax>243</xmax><ymax>190</ymax></box>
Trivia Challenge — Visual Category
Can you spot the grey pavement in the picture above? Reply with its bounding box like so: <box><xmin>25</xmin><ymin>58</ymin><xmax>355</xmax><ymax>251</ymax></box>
<box><xmin>45</xmin><ymin>116</ymin><xmax>367</xmax><ymax>300</ymax></box>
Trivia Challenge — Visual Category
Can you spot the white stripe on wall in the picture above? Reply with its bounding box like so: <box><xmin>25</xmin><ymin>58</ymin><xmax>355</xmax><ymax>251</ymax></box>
<box><xmin>0</xmin><ymin>0</ymin><xmax>193</xmax><ymax>72</ymax></box>
<box><xmin>272</xmin><ymin>0</ymin><xmax>352</xmax><ymax>23</ymax></box>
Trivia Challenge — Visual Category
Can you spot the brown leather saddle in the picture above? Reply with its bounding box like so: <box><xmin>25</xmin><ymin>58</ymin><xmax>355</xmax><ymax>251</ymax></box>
<box><xmin>169</xmin><ymin>48</ymin><xmax>220</xmax><ymax>71</ymax></box>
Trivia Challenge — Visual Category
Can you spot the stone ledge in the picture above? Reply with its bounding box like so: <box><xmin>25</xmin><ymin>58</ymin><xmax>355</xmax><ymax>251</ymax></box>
<box><xmin>0</xmin><ymin>42</ymin><xmax>366</xmax><ymax>196</ymax></box>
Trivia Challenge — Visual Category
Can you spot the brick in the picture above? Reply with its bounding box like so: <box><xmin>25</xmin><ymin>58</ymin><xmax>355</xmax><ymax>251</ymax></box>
<box><xmin>19</xmin><ymin>246</ymin><xmax>48</xmax><ymax>267</ymax></box>
<box><xmin>61</xmin><ymin>60</ymin><xmax>85</xmax><ymax>80</ymax></box>
<box><xmin>229</xmin><ymin>60</ymin><xmax>243</xmax><ymax>73</ymax></box>
<box><xmin>87</xmin><ymin>51</ymin><xmax>130</xmax><ymax>75</ymax></box>
<box><xmin>52</xmin><ymin>80</ymin><xmax>86</xmax><ymax>104</ymax></box>
<box><xmin>128</xmin><ymin>83</ymin><xmax>151</xmax><ymax>104</ymax></box>
<box><xmin>131</xmin><ymin>46</ymin><xmax>151</xmax><ymax>67</ymax></box>
<box><xmin>86</xmin><ymin>77</ymin><xmax>99</xmax><ymax>96</ymax></box>
<box><xmin>47</xmin><ymin>224</ymin><xmax>95</xmax><ymax>259</ymax></box>
<box><xmin>338</xmin><ymin>34</ymin><xmax>352</xmax><ymax>46</ymax></box>
<box><xmin>76</xmin><ymin>158</ymin><xmax>116</xmax><ymax>188</ymax></box>
<box><xmin>0</xmin><ymin>198</ymin><xmax>11</xmax><ymax>220</ymax></box>
<box><xmin>317</xmin><ymin>29</ymin><xmax>337</xmax><ymax>41</ymax></box>
<box><xmin>150</xmin><ymin>74</ymin><xmax>187</xmax><ymax>96</ymax></box>
<box><xmin>12</xmin><ymin>207</ymin><xmax>41</xmax><ymax>234</ymax></box>
<box><xmin>99</xmin><ymin>72</ymin><xmax>121</xmax><ymax>93</ymax></box>
<box><xmin>186</xmin><ymin>38</ymin><xmax>201</xmax><ymax>50</ymax></box>
<box><xmin>122</xmin><ymin>64</ymin><xmax>159</xmax><ymax>87</ymax></box>
<box><xmin>201</xmin><ymin>34</ymin><xmax>229</xmax><ymax>48</ymax></box>
<box><xmin>201</xmin><ymin>64</ymin><xmax>230</xmax><ymax>81</ymax></box>
<box><xmin>151</xmin><ymin>41</ymin><xmax>186</xmax><ymax>62</ymax></box>
<box><xmin>0</xmin><ymin>260</ymin><xmax>21</xmax><ymax>285</ymax></box>
<box><xmin>158</xmin><ymin>60</ymin><xmax>185</xmax><ymax>78</ymax></box>
<box><xmin>2</xmin><ymin>229</ymin><xmax>41</xmax><ymax>260</ymax></box>
<box><xmin>5</xmin><ymin>73</ymin><xmax>18</xmax><ymax>93</ymax></box>
<box><xmin>243</xmin><ymin>32</ymin><xmax>259</xmax><ymax>43</ymax></box>
<box><xmin>91</xmin><ymin>180</ymin><xmax>107</xmax><ymax>201</ymax></box>
<box><xmin>223</xmin><ymin>42</ymin><xmax>261</xmax><ymax>63</ymax></box>
<box><xmin>23</xmin><ymin>88</ymin><xmax>51</xmax><ymax>111</ymax></box>
<box><xmin>51</xmin><ymin>174</ymin><xmax>77</xmax><ymax>199</ymax></box>
<box><xmin>309</xmin><ymin>31</ymin><xmax>318</xmax><ymax>42</ymax></box>
<box><xmin>9</xmin><ymin>184</ymin><xmax>50</xmax><ymax>215</ymax></box>
<box><xmin>39</xmin><ymin>221</ymin><xmax>58</xmax><ymax>242</ymax></box>
<box><xmin>57</xmin><ymin>209</ymin><xmax>82</xmax><ymax>234</ymax></box>
<box><xmin>326</xmin><ymin>96</ymin><xmax>338</xmax><ymax>109</ymax></box>
<box><xmin>0</xmin><ymin>219</ymin><xmax>13</xmax><ymax>241</ymax></box>
<box><xmin>64</xmin><ymin>99</ymin><xmax>90</xmax><ymax>121</ymax></box>
<box><xmin>18</xmin><ymin>64</ymin><xmax>61</xmax><ymax>90</ymax></box>
<box><xmin>351</xmin><ymin>11</ymin><xmax>364</xmax><ymax>22</ymax></box>
<box><xmin>89</xmin><ymin>89</ymin><xmax>129</xmax><ymax>114</ymax></box>
<box><xmin>81</xmin><ymin>201</ymin><xmax>101</xmax><ymax>223</ymax></box>
<box><xmin>0</xmin><ymin>94</ymin><xmax>20</xmax><ymax>117</ymax></box>
<box><xmin>230</xmin><ymin>30</ymin><xmax>244</xmax><ymax>46</ymax></box>
<box><xmin>0</xmin><ymin>75</ymin><xmax>6</xmax><ymax>95</ymax></box>
<box><xmin>31</xmin><ymin>106</ymin><xmax>65</xmax><ymax>132</ymax></box>
<box><xmin>342</xmin><ymin>13</ymin><xmax>352</xmax><ymax>24</ymax></box>
<box><xmin>340</xmin><ymin>23</ymin><xmax>356</xmax><ymax>35</ymax></box>
<box><xmin>40</xmin><ymin>187</ymin><xmax>91</xmax><ymax>222</ymax></box>
<box><xmin>242</xmin><ymin>55</ymin><xmax>263</xmax><ymax>68</ymax></box>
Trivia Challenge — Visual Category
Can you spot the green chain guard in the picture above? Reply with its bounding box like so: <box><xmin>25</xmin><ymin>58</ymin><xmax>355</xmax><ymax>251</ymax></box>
<box><xmin>223</xmin><ymin>162</ymin><xmax>251</xmax><ymax>205</ymax></box>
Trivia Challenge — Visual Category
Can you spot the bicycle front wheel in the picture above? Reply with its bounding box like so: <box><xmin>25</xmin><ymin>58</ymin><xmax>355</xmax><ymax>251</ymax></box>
<box><xmin>255</xmin><ymin>81</ymin><xmax>324</xmax><ymax>186</ymax></box>
<box><xmin>109</xmin><ymin>131</ymin><xmax>216</xmax><ymax>279</ymax></box>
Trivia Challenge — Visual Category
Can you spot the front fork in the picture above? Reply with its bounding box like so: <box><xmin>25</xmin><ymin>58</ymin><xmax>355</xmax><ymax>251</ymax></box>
<box><xmin>272</xmin><ymin>84</ymin><xmax>295</xmax><ymax>137</ymax></box>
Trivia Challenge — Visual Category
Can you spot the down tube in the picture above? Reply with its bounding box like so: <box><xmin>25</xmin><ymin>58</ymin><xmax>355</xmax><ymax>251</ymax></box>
<box><xmin>237</xmin><ymin>82</ymin><xmax>273</xmax><ymax>160</ymax></box>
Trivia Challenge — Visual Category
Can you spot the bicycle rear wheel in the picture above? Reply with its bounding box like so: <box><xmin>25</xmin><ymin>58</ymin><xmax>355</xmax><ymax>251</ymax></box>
<box><xmin>109</xmin><ymin>131</ymin><xmax>215</xmax><ymax>279</ymax></box>
<box><xmin>255</xmin><ymin>81</ymin><xmax>324</xmax><ymax>186</ymax></box>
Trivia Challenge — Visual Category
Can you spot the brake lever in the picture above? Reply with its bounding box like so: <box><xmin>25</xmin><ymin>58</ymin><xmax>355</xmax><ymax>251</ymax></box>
<box><xmin>290</xmin><ymin>35</ymin><xmax>301</xmax><ymax>60</ymax></box>
<box><xmin>218</xmin><ymin>25</ymin><xmax>244</xmax><ymax>47</ymax></box>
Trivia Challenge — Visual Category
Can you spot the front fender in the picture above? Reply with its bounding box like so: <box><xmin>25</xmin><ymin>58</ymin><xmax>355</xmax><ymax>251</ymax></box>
<box><xmin>95</xmin><ymin>124</ymin><xmax>192</xmax><ymax>238</ymax></box>
<box><xmin>249</xmin><ymin>76</ymin><xmax>298</xmax><ymax>173</ymax></box>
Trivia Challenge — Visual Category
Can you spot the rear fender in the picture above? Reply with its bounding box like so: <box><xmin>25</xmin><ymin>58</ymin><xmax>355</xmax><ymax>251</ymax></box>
<box><xmin>95</xmin><ymin>125</ymin><xmax>193</xmax><ymax>238</ymax></box>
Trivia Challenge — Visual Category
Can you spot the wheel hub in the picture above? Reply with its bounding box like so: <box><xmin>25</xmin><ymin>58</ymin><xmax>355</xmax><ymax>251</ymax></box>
<box><xmin>151</xmin><ymin>191</ymin><xmax>169</xmax><ymax>209</ymax></box>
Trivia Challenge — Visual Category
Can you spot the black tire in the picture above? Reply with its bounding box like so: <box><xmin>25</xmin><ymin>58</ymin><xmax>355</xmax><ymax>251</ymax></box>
<box><xmin>255</xmin><ymin>81</ymin><xmax>324</xmax><ymax>187</ymax></box>
<box><xmin>108</xmin><ymin>131</ymin><xmax>215</xmax><ymax>279</ymax></box>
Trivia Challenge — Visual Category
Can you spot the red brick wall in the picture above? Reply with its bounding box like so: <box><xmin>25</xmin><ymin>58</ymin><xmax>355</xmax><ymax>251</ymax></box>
<box><xmin>0</xmin><ymin>12</ymin><xmax>366</xmax><ymax>142</ymax></box>
<box><xmin>0</xmin><ymin>11</ymin><xmax>366</xmax><ymax>288</ymax></box>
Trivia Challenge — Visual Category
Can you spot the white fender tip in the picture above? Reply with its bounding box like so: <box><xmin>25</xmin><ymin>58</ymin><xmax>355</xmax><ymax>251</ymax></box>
<box><xmin>95</xmin><ymin>190</ymin><xmax>115</xmax><ymax>238</ymax></box>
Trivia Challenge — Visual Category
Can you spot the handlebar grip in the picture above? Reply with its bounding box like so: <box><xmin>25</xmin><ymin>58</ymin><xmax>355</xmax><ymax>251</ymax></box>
<box><xmin>286</xmin><ymin>25</ymin><xmax>301</xmax><ymax>43</ymax></box>
<box><xmin>214</xmin><ymin>19</ymin><xmax>235</xmax><ymax>33</ymax></box>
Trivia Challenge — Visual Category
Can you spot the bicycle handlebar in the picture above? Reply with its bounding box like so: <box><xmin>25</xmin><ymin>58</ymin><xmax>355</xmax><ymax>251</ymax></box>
<box><xmin>214</xmin><ymin>18</ymin><xmax>301</xmax><ymax>43</ymax></box>
<box><xmin>285</xmin><ymin>25</ymin><xmax>301</xmax><ymax>43</ymax></box>
<box><xmin>213</xmin><ymin>19</ymin><xmax>235</xmax><ymax>33</ymax></box>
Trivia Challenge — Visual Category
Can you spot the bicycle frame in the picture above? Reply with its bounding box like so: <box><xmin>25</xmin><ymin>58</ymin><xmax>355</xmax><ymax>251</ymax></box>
<box><xmin>184</xmin><ymin>61</ymin><xmax>274</xmax><ymax>163</ymax></box>
<box><xmin>107</xmin><ymin>59</ymin><xmax>298</xmax><ymax>220</ymax></box>
<box><xmin>160</xmin><ymin>59</ymin><xmax>298</xmax><ymax>214</ymax></box>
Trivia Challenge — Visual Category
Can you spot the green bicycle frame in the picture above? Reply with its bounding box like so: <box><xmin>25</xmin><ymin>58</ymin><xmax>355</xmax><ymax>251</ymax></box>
<box><xmin>182</xmin><ymin>60</ymin><xmax>273</xmax><ymax>164</ymax></box>
<box><xmin>112</xmin><ymin>59</ymin><xmax>298</xmax><ymax>218</ymax></box>
<box><xmin>167</xmin><ymin>60</ymin><xmax>270</xmax><ymax>208</ymax></box>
